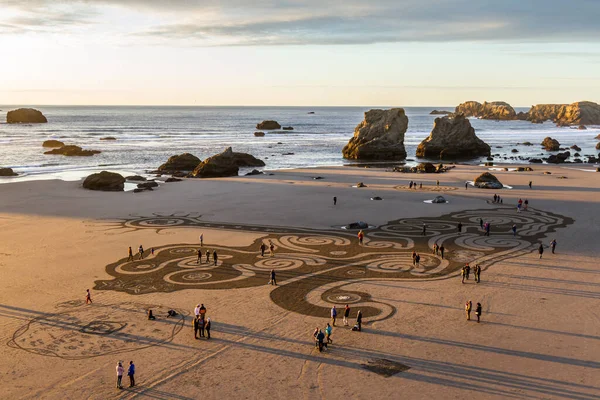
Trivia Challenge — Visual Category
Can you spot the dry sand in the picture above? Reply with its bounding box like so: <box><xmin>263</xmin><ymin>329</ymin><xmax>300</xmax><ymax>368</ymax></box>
<box><xmin>0</xmin><ymin>164</ymin><xmax>598</xmax><ymax>399</ymax></box>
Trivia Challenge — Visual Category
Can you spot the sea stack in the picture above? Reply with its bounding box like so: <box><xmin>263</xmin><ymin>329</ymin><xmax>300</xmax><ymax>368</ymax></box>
<box><xmin>527</xmin><ymin>101</ymin><xmax>600</xmax><ymax>125</ymax></box>
<box><xmin>7</xmin><ymin>108</ymin><xmax>48</xmax><ymax>123</ymax></box>
<box><xmin>454</xmin><ymin>101</ymin><xmax>517</xmax><ymax>120</ymax></box>
<box><xmin>342</xmin><ymin>108</ymin><xmax>408</xmax><ymax>160</ymax></box>
<box><xmin>416</xmin><ymin>114</ymin><xmax>490</xmax><ymax>159</ymax></box>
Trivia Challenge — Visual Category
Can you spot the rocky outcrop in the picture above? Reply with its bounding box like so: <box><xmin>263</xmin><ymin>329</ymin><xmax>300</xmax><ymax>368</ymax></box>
<box><xmin>570</xmin><ymin>145</ymin><xmax>582</xmax><ymax>152</ymax></box>
<box><xmin>0</xmin><ymin>167</ymin><xmax>18</xmax><ymax>176</ymax></box>
<box><xmin>547</xmin><ymin>151</ymin><xmax>570</xmax><ymax>164</ymax></box>
<box><xmin>474</xmin><ymin>172</ymin><xmax>503</xmax><ymax>189</ymax></box>
<box><xmin>82</xmin><ymin>171</ymin><xmax>125</xmax><ymax>191</ymax></box>
<box><xmin>429</xmin><ymin>110</ymin><xmax>452</xmax><ymax>115</ymax></box>
<box><xmin>416</xmin><ymin>162</ymin><xmax>436</xmax><ymax>173</ymax></box>
<box><xmin>100</xmin><ymin>136</ymin><xmax>117</xmax><ymax>140</ymax></box>
<box><xmin>189</xmin><ymin>147</ymin><xmax>265</xmax><ymax>178</ymax></box>
<box><xmin>7</xmin><ymin>108</ymin><xmax>47</xmax><ymax>123</ymax></box>
<box><xmin>42</xmin><ymin>140</ymin><xmax>65</xmax><ymax>148</ymax></box>
<box><xmin>44</xmin><ymin>145</ymin><xmax>101</xmax><ymax>156</ymax></box>
<box><xmin>454</xmin><ymin>101</ymin><xmax>517</xmax><ymax>120</ymax></box>
<box><xmin>527</xmin><ymin>101</ymin><xmax>600</xmax><ymax>125</ymax></box>
<box><xmin>342</xmin><ymin>108</ymin><xmax>408</xmax><ymax>160</ymax></box>
<box><xmin>254</xmin><ymin>131</ymin><xmax>265</xmax><ymax>137</ymax></box>
<box><xmin>282</xmin><ymin>126</ymin><xmax>294</xmax><ymax>130</ymax></box>
<box><xmin>432</xmin><ymin>196</ymin><xmax>447</xmax><ymax>203</ymax></box>
<box><xmin>416</xmin><ymin>114</ymin><xmax>490</xmax><ymax>159</ymax></box>
<box><xmin>256</xmin><ymin>120</ymin><xmax>281</xmax><ymax>130</ymax></box>
<box><xmin>541</xmin><ymin>137</ymin><xmax>560</xmax><ymax>151</ymax></box>
<box><xmin>158</xmin><ymin>153</ymin><xmax>201</xmax><ymax>172</ymax></box>
<box><xmin>126</xmin><ymin>175</ymin><xmax>146</xmax><ymax>181</ymax></box>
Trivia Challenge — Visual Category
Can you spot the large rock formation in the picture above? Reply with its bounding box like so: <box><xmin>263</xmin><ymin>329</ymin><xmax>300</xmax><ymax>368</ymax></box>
<box><xmin>44</xmin><ymin>145</ymin><xmax>101</xmax><ymax>156</ymax></box>
<box><xmin>158</xmin><ymin>153</ymin><xmax>201</xmax><ymax>172</ymax></box>
<box><xmin>474</xmin><ymin>172</ymin><xmax>503</xmax><ymax>189</ymax></box>
<box><xmin>256</xmin><ymin>120</ymin><xmax>281</xmax><ymax>130</ymax></box>
<box><xmin>416</xmin><ymin>114</ymin><xmax>490</xmax><ymax>159</ymax></box>
<box><xmin>541</xmin><ymin>137</ymin><xmax>560</xmax><ymax>151</ymax></box>
<box><xmin>189</xmin><ymin>147</ymin><xmax>265</xmax><ymax>178</ymax></box>
<box><xmin>42</xmin><ymin>140</ymin><xmax>65</xmax><ymax>148</ymax></box>
<box><xmin>454</xmin><ymin>101</ymin><xmax>517</xmax><ymax>120</ymax></box>
<box><xmin>7</xmin><ymin>108</ymin><xmax>47</xmax><ymax>123</ymax></box>
<box><xmin>527</xmin><ymin>101</ymin><xmax>600</xmax><ymax>125</ymax></box>
<box><xmin>0</xmin><ymin>167</ymin><xmax>18</xmax><ymax>176</ymax></box>
<box><xmin>82</xmin><ymin>171</ymin><xmax>125</xmax><ymax>191</ymax></box>
<box><xmin>342</xmin><ymin>108</ymin><xmax>408</xmax><ymax>160</ymax></box>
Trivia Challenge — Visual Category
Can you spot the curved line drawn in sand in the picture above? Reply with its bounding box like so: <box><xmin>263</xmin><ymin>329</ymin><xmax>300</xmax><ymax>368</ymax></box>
<box><xmin>91</xmin><ymin>208</ymin><xmax>572</xmax><ymax>321</ymax></box>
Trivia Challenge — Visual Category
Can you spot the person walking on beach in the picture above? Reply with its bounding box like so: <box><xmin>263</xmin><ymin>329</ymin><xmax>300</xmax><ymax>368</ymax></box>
<box><xmin>415</xmin><ymin>253</ymin><xmax>421</xmax><ymax>267</ymax></box>
<box><xmin>436</xmin><ymin>180</ymin><xmax>439</xmax><ymax>187</ymax></box>
<box><xmin>465</xmin><ymin>264</ymin><xmax>471</xmax><ymax>280</ymax></box>
<box><xmin>316</xmin><ymin>329</ymin><xmax>326</xmax><ymax>352</ymax></box>
<box><xmin>412</xmin><ymin>251</ymin><xmax>417</xmax><ymax>266</ymax></box>
<box><xmin>356</xmin><ymin>310</ymin><xmax>362</xmax><ymax>331</ymax></box>
<box><xmin>524</xmin><ymin>199</ymin><xmax>529</xmax><ymax>210</ymax></box>
<box><xmin>197</xmin><ymin>248</ymin><xmax>202</xmax><ymax>264</ymax></box>
<box><xmin>213</xmin><ymin>250</ymin><xmax>218</xmax><ymax>266</ymax></box>
<box><xmin>270</xmin><ymin>242</ymin><xmax>275</xmax><ymax>257</ymax></box>
<box><xmin>550</xmin><ymin>239</ymin><xmax>557</xmax><ymax>254</ymax></box>
<box><xmin>538</xmin><ymin>243</ymin><xmax>544</xmax><ymax>259</ymax></box>
<box><xmin>198</xmin><ymin>316</ymin><xmax>205</xmax><ymax>338</ymax></box>
<box><xmin>138</xmin><ymin>245</ymin><xmax>144</xmax><ymax>259</ymax></box>
<box><xmin>205</xmin><ymin>317</ymin><xmax>211</xmax><ymax>339</ymax></box>
<box><xmin>194</xmin><ymin>304</ymin><xmax>201</xmax><ymax>318</ymax></box>
<box><xmin>529</xmin><ymin>181</ymin><xmax>532</xmax><ymax>189</ymax></box>
<box><xmin>269</xmin><ymin>269</ymin><xmax>277</xmax><ymax>285</ymax></box>
<box><xmin>409</xmin><ymin>181</ymin><xmax>413</xmax><ymax>189</ymax></box>
<box><xmin>116</xmin><ymin>362</ymin><xmax>124</xmax><ymax>389</ymax></box>
<box><xmin>343</xmin><ymin>304</ymin><xmax>350</xmax><ymax>326</ymax></box>
<box><xmin>200</xmin><ymin>233</ymin><xmax>203</xmax><ymax>247</ymax></box>
<box><xmin>199</xmin><ymin>304</ymin><xmax>206</xmax><ymax>319</ymax></box>
<box><xmin>85</xmin><ymin>289</ymin><xmax>92</xmax><ymax>304</ymax></box>
<box><xmin>485</xmin><ymin>222</ymin><xmax>491</xmax><ymax>236</ymax></box>
<box><xmin>358</xmin><ymin>230</ymin><xmax>364</xmax><ymax>245</ymax></box>
<box><xmin>325</xmin><ymin>323</ymin><xmax>333</xmax><ymax>344</ymax></box>
<box><xmin>465</xmin><ymin>300</ymin><xmax>472</xmax><ymax>321</ymax></box>
<box><xmin>461</xmin><ymin>266</ymin><xmax>466</xmax><ymax>284</ymax></box>
<box><xmin>333</xmin><ymin>196</ymin><xmax>337</xmax><ymax>206</ymax></box>
<box><xmin>260</xmin><ymin>242</ymin><xmax>267</xmax><ymax>257</ymax></box>
<box><xmin>474</xmin><ymin>264</ymin><xmax>481</xmax><ymax>283</ymax></box>
<box><xmin>127</xmin><ymin>246</ymin><xmax>134</xmax><ymax>262</ymax></box>
<box><xmin>193</xmin><ymin>315</ymin><xmax>199</xmax><ymax>339</ymax></box>
<box><xmin>419</xmin><ymin>182</ymin><xmax>422</xmax><ymax>189</ymax></box>
<box><xmin>479</xmin><ymin>218</ymin><xmax>484</xmax><ymax>229</ymax></box>
<box><xmin>457</xmin><ymin>222</ymin><xmax>462</xmax><ymax>233</ymax></box>
<box><xmin>512</xmin><ymin>224</ymin><xmax>517</xmax><ymax>237</ymax></box>
<box><xmin>331</xmin><ymin>305</ymin><xmax>337</xmax><ymax>326</ymax></box>
<box><xmin>127</xmin><ymin>361</ymin><xmax>135</xmax><ymax>388</ymax></box>
<box><xmin>422</xmin><ymin>223</ymin><xmax>427</xmax><ymax>236</ymax></box>
<box><xmin>493</xmin><ymin>194</ymin><xmax>497</xmax><ymax>203</ymax></box>
<box><xmin>151</xmin><ymin>248</ymin><xmax>154</xmax><ymax>256</ymax></box>
<box><xmin>440</xmin><ymin>244</ymin><xmax>445</xmax><ymax>259</ymax></box>
<box><xmin>475</xmin><ymin>302</ymin><xmax>482</xmax><ymax>323</ymax></box>
<box><xmin>465</xmin><ymin>182</ymin><xmax>468</xmax><ymax>190</ymax></box>
<box><xmin>206</xmin><ymin>250</ymin><xmax>210</xmax><ymax>263</ymax></box>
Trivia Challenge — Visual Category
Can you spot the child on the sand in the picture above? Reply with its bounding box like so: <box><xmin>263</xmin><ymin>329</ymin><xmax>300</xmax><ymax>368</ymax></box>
<box><xmin>85</xmin><ymin>289</ymin><xmax>92</xmax><ymax>304</ymax></box>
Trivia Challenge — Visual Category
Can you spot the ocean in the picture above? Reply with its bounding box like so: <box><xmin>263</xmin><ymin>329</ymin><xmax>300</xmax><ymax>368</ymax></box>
<box><xmin>1</xmin><ymin>106</ymin><xmax>598</xmax><ymax>182</ymax></box>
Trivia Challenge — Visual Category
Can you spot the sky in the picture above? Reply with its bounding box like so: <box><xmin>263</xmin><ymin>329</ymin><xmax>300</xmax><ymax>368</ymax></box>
<box><xmin>1</xmin><ymin>0</ymin><xmax>599</xmax><ymax>106</ymax></box>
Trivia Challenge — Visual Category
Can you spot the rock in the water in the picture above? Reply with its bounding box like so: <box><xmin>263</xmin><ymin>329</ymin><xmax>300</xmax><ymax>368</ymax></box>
<box><xmin>7</xmin><ymin>108</ymin><xmax>47</xmax><ymax>123</ymax></box>
<box><xmin>429</xmin><ymin>110</ymin><xmax>452</xmax><ymax>115</ymax></box>
<box><xmin>541</xmin><ymin>137</ymin><xmax>560</xmax><ymax>151</ymax></box>
<box><xmin>158</xmin><ymin>153</ymin><xmax>201</xmax><ymax>172</ymax></box>
<box><xmin>165</xmin><ymin>177</ymin><xmax>182</xmax><ymax>182</ymax></box>
<box><xmin>0</xmin><ymin>167</ymin><xmax>18</xmax><ymax>176</ymax></box>
<box><xmin>342</xmin><ymin>108</ymin><xmax>408</xmax><ymax>160</ymax></box>
<box><xmin>474</xmin><ymin>172</ymin><xmax>503</xmax><ymax>189</ymax></box>
<box><xmin>547</xmin><ymin>151</ymin><xmax>570</xmax><ymax>164</ymax></box>
<box><xmin>529</xmin><ymin>158</ymin><xmax>543</xmax><ymax>163</ymax></box>
<box><xmin>254</xmin><ymin>131</ymin><xmax>265</xmax><ymax>137</ymax></box>
<box><xmin>527</xmin><ymin>101</ymin><xmax>600</xmax><ymax>125</ymax></box>
<box><xmin>137</xmin><ymin>181</ymin><xmax>158</xmax><ymax>189</ymax></box>
<box><xmin>100</xmin><ymin>136</ymin><xmax>117</xmax><ymax>140</ymax></box>
<box><xmin>44</xmin><ymin>145</ymin><xmax>101</xmax><ymax>156</ymax></box>
<box><xmin>256</xmin><ymin>120</ymin><xmax>281</xmax><ymax>130</ymax></box>
<box><xmin>570</xmin><ymin>145</ymin><xmax>582</xmax><ymax>151</ymax></box>
<box><xmin>42</xmin><ymin>140</ymin><xmax>65</xmax><ymax>148</ymax></box>
<box><xmin>454</xmin><ymin>101</ymin><xmax>517</xmax><ymax>120</ymax></box>
<box><xmin>282</xmin><ymin>126</ymin><xmax>294</xmax><ymax>130</ymax></box>
<box><xmin>511</xmin><ymin>149</ymin><xmax>519</xmax><ymax>153</ymax></box>
<box><xmin>345</xmin><ymin>221</ymin><xmax>368</xmax><ymax>229</ymax></box>
<box><xmin>432</xmin><ymin>196</ymin><xmax>447</xmax><ymax>203</ymax></box>
<box><xmin>82</xmin><ymin>171</ymin><xmax>125</xmax><ymax>191</ymax></box>
<box><xmin>356</xmin><ymin>182</ymin><xmax>367</xmax><ymax>188</ymax></box>
<box><xmin>578</xmin><ymin>125</ymin><xmax>587</xmax><ymax>130</ymax></box>
<box><xmin>416</xmin><ymin>114</ymin><xmax>490</xmax><ymax>159</ymax></box>
<box><xmin>189</xmin><ymin>147</ymin><xmax>265</xmax><ymax>178</ymax></box>
<box><xmin>245</xmin><ymin>169</ymin><xmax>263</xmax><ymax>176</ymax></box>
<box><xmin>126</xmin><ymin>175</ymin><xmax>147</xmax><ymax>181</ymax></box>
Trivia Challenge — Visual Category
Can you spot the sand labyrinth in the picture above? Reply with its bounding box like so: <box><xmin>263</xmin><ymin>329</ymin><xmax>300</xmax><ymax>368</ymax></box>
<box><xmin>90</xmin><ymin>207</ymin><xmax>572</xmax><ymax>322</ymax></box>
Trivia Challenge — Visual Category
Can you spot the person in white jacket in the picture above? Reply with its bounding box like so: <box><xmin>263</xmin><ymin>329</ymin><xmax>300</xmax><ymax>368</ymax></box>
<box><xmin>116</xmin><ymin>362</ymin><xmax>124</xmax><ymax>389</ymax></box>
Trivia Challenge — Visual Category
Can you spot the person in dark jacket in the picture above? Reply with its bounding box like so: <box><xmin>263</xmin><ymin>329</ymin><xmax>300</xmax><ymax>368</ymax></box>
<box><xmin>538</xmin><ymin>244</ymin><xmax>544</xmax><ymax>259</ymax></box>
<box><xmin>127</xmin><ymin>361</ymin><xmax>135</xmax><ymax>388</ymax></box>
<box><xmin>475</xmin><ymin>303</ymin><xmax>482</xmax><ymax>323</ymax></box>
<box><xmin>356</xmin><ymin>310</ymin><xmax>363</xmax><ymax>331</ymax></box>
<box><xmin>205</xmin><ymin>317</ymin><xmax>211</xmax><ymax>339</ymax></box>
<box><xmin>213</xmin><ymin>250</ymin><xmax>218</xmax><ymax>266</ymax></box>
<box><xmin>316</xmin><ymin>330</ymin><xmax>326</xmax><ymax>352</ymax></box>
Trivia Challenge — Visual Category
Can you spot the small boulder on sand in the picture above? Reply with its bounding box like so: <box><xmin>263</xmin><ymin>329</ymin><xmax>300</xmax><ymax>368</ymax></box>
<box><xmin>474</xmin><ymin>172</ymin><xmax>503</xmax><ymax>189</ymax></box>
<box><xmin>0</xmin><ymin>167</ymin><xmax>18</xmax><ymax>177</ymax></box>
<box><xmin>83</xmin><ymin>171</ymin><xmax>125</xmax><ymax>191</ymax></box>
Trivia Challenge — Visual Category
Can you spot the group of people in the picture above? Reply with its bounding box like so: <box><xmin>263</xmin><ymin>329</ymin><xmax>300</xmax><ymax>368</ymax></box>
<box><xmin>411</xmin><ymin>251</ymin><xmax>421</xmax><ymax>266</ymax></box>
<box><xmin>517</xmin><ymin>198</ymin><xmax>529</xmax><ymax>212</ymax></box>
<box><xmin>314</xmin><ymin>305</ymin><xmax>362</xmax><ymax>352</ymax></box>
<box><xmin>408</xmin><ymin>181</ymin><xmax>423</xmax><ymax>189</ymax></box>
<box><xmin>464</xmin><ymin>301</ymin><xmax>483</xmax><ymax>323</ymax></box>
<box><xmin>538</xmin><ymin>239</ymin><xmax>558</xmax><ymax>258</ymax></box>
<box><xmin>127</xmin><ymin>245</ymin><xmax>154</xmax><ymax>261</ymax></box>
<box><xmin>115</xmin><ymin>361</ymin><xmax>135</xmax><ymax>389</ymax></box>
<box><xmin>197</xmin><ymin>248</ymin><xmax>219</xmax><ymax>266</ymax></box>
<box><xmin>192</xmin><ymin>303</ymin><xmax>211</xmax><ymax>339</ymax></box>
<box><xmin>260</xmin><ymin>241</ymin><xmax>275</xmax><ymax>257</ymax></box>
<box><xmin>431</xmin><ymin>243</ymin><xmax>445</xmax><ymax>259</ymax></box>
<box><xmin>461</xmin><ymin>264</ymin><xmax>481</xmax><ymax>283</ymax></box>
<box><xmin>492</xmin><ymin>194</ymin><xmax>503</xmax><ymax>204</ymax></box>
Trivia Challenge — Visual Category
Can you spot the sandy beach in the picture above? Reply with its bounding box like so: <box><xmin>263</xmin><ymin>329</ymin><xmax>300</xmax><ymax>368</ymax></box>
<box><xmin>0</xmin><ymin>164</ymin><xmax>599</xmax><ymax>399</ymax></box>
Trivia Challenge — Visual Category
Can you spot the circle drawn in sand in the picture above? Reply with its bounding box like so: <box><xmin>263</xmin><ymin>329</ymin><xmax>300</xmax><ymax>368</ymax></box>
<box><xmin>326</xmin><ymin>293</ymin><xmax>362</xmax><ymax>304</ymax></box>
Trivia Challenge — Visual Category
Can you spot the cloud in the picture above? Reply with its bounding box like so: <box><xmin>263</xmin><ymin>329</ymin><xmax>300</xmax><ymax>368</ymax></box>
<box><xmin>1</xmin><ymin>0</ymin><xmax>600</xmax><ymax>45</ymax></box>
